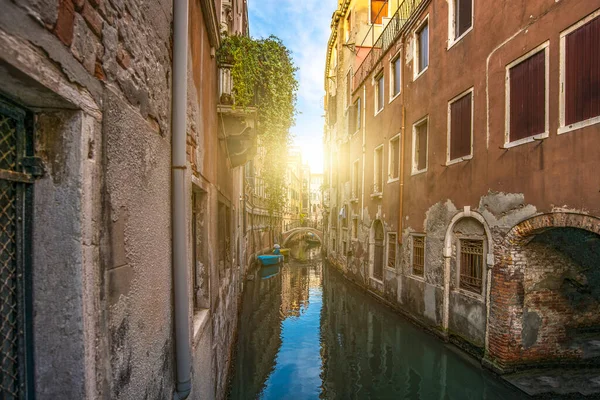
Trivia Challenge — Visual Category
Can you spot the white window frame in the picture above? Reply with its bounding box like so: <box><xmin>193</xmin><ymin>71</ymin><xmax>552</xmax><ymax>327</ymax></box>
<box><xmin>504</xmin><ymin>42</ymin><xmax>550</xmax><ymax>148</ymax></box>
<box><xmin>372</xmin><ymin>144</ymin><xmax>384</xmax><ymax>196</ymax></box>
<box><xmin>385</xmin><ymin>232</ymin><xmax>398</xmax><ymax>271</ymax></box>
<box><xmin>410</xmin><ymin>233</ymin><xmax>426</xmax><ymax>280</ymax></box>
<box><xmin>351</xmin><ymin>158</ymin><xmax>360</xmax><ymax>201</ymax></box>
<box><xmin>559</xmin><ymin>10</ymin><xmax>600</xmax><ymax>135</ymax></box>
<box><xmin>388</xmin><ymin>133</ymin><xmax>400</xmax><ymax>182</ymax></box>
<box><xmin>413</xmin><ymin>15</ymin><xmax>430</xmax><ymax>81</ymax></box>
<box><xmin>389</xmin><ymin>50</ymin><xmax>402</xmax><ymax>103</ymax></box>
<box><xmin>412</xmin><ymin>116</ymin><xmax>428</xmax><ymax>175</ymax></box>
<box><xmin>446</xmin><ymin>87</ymin><xmax>475</xmax><ymax>165</ymax></box>
<box><xmin>374</xmin><ymin>71</ymin><xmax>385</xmax><ymax>115</ymax></box>
<box><xmin>447</xmin><ymin>0</ymin><xmax>473</xmax><ymax>49</ymax></box>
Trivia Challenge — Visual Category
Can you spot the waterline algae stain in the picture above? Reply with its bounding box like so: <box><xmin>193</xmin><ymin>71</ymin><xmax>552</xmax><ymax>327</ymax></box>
<box><xmin>228</xmin><ymin>244</ymin><xmax>525</xmax><ymax>399</ymax></box>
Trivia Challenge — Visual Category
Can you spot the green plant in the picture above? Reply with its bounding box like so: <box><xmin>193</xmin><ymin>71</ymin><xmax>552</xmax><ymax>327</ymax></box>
<box><xmin>218</xmin><ymin>35</ymin><xmax>298</xmax><ymax>217</ymax></box>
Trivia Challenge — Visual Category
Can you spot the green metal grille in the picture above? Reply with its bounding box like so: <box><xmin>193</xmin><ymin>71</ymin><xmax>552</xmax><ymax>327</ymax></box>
<box><xmin>0</xmin><ymin>100</ymin><xmax>30</xmax><ymax>400</ymax></box>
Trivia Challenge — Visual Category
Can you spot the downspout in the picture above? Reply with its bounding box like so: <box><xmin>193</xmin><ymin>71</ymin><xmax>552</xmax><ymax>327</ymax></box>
<box><xmin>397</xmin><ymin>37</ymin><xmax>406</xmax><ymax>246</ymax></box>
<box><xmin>172</xmin><ymin>0</ymin><xmax>191</xmax><ymax>399</ymax></box>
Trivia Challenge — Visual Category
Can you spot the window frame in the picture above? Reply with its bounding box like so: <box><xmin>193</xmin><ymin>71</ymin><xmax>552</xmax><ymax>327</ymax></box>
<box><xmin>386</xmin><ymin>232</ymin><xmax>398</xmax><ymax>271</ymax></box>
<box><xmin>374</xmin><ymin>71</ymin><xmax>385</xmax><ymax>115</ymax></box>
<box><xmin>412</xmin><ymin>116</ymin><xmax>429</xmax><ymax>175</ymax></box>
<box><xmin>446</xmin><ymin>87</ymin><xmax>474</xmax><ymax>165</ymax></box>
<box><xmin>388</xmin><ymin>133</ymin><xmax>400</xmax><ymax>182</ymax></box>
<box><xmin>351</xmin><ymin>158</ymin><xmax>360</xmax><ymax>200</ymax></box>
<box><xmin>390</xmin><ymin>51</ymin><xmax>402</xmax><ymax>102</ymax></box>
<box><xmin>345</xmin><ymin>69</ymin><xmax>353</xmax><ymax>110</ymax></box>
<box><xmin>411</xmin><ymin>234</ymin><xmax>426</xmax><ymax>278</ymax></box>
<box><xmin>559</xmin><ymin>10</ymin><xmax>600</xmax><ymax>135</ymax></box>
<box><xmin>372</xmin><ymin>144</ymin><xmax>384</xmax><ymax>196</ymax></box>
<box><xmin>413</xmin><ymin>15</ymin><xmax>430</xmax><ymax>81</ymax></box>
<box><xmin>369</xmin><ymin>0</ymin><xmax>389</xmax><ymax>25</ymax></box>
<box><xmin>504</xmin><ymin>42</ymin><xmax>550</xmax><ymax>148</ymax></box>
<box><xmin>447</xmin><ymin>0</ymin><xmax>473</xmax><ymax>49</ymax></box>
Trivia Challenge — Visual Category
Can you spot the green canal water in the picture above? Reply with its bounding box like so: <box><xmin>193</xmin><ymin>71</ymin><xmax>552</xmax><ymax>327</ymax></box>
<box><xmin>228</xmin><ymin>243</ymin><xmax>527</xmax><ymax>399</ymax></box>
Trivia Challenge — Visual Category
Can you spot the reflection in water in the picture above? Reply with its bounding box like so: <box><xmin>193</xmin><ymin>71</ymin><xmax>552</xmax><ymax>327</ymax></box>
<box><xmin>229</xmin><ymin>245</ymin><xmax>526</xmax><ymax>399</ymax></box>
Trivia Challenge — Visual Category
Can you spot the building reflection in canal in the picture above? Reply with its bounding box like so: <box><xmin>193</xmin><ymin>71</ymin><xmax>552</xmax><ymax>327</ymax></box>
<box><xmin>228</xmin><ymin>242</ymin><xmax>525</xmax><ymax>399</ymax></box>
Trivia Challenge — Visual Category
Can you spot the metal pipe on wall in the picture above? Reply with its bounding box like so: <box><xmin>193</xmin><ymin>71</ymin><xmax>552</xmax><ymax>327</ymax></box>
<box><xmin>172</xmin><ymin>0</ymin><xmax>191</xmax><ymax>398</ymax></box>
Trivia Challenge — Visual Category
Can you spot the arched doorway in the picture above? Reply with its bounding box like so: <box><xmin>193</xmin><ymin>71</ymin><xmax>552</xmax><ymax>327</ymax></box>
<box><xmin>372</xmin><ymin>220</ymin><xmax>384</xmax><ymax>281</ymax></box>
<box><xmin>487</xmin><ymin>213</ymin><xmax>600</xmax><ymax>370</ymax></box>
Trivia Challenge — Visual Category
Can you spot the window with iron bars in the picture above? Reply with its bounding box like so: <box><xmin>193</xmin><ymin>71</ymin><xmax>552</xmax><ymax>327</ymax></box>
<box><xmin>412</xmin><ymin>235</ymin><xmax>425</xmax><ymax>277</ymax></box>
<box><xmin>387</xmin><ymin>233</ymin><xmax>397</xmax><ymax>269</ymax></box>
<box><xmin>459</xmin><ymin>239</ymin><xmax>484</xmax><ymax>294</ymax></box>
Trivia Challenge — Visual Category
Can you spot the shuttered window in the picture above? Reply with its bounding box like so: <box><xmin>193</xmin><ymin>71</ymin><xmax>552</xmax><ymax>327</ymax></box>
<box><xmin>371</xmin><ymin>0</ymin><xmax>388</xmax><ymax>24</ymax></box>
<box><xmin>414</xmin><ymin>119</ymin><xmax>428</xmax><ymax>172</ymax></box>
<box><xmin>565</xmin><ymin>15</ymin><xmax>600</xmax><ymax>125</ymax></box>
<box><xmin>389</xmin><ymin>136</ymin><xmax>399</xmax><ymax>179</ymax></box>
<box><xmin>509</xmin><ymin>50</ymin><xmax>546</xmax><ymax>142</ymax></box>
<box><xmin>454</xmin><ymin>0</ymin><xmax>472</xmax><ymax>38</ymax></box>
<box><xmin>449</xmin><ymin>91</ymin><xmax>472</xmax><ymax>160</ymax></box>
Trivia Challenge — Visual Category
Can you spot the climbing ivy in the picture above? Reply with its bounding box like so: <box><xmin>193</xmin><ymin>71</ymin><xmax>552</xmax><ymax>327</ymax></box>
<box><xmin>218</xmin><ymin>35</ymin><xmax>298</xmax><ymax>217</ymax></box>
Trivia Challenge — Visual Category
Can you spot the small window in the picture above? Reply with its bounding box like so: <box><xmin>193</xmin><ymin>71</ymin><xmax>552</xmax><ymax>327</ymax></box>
<box><xmin>375</xmin><ymin>73</ymin><xmax>384</xmax><ymax>113</ymax></box>
<box><xmin>387</xmin><ymin>233</ymin><xmax>397</xmax><ymax>269</ymax></box>
<box><xmin>356</xmin><ymin>97</ymin><xmax>362</xmax><ymax>130</ymax></box>
<box><xmin>346</xmin><ymin>70</ymin><xmax>352</xmax><ymax>109</ymax></box>
<box><xmin>343</xmin><ymin>240</ymin><xmax>347</xmax><ymax>255</ymax></box>
<box><xmin>332</xmin><ymin>237</ymin><xmax>336</xmax><ymax>251</ymax></box>
<box><xmin>452</xmin><ymin>0</ymin><xmax>472</xmax><ymax>40</ymax></box>
<box><xmin>342</xmin><ymin>204</ymin><xmax>348</xmax><ymax>228</ymax></box>
<box><xmin>371</xmin><ymin>0</ymin><xmax>388</xmax><ymax>24</ymax></box>
<box><xmin>563</xmin><ymin>14</ymin><xmax>600</xmax><ymax>127</ymax></box>
<box><xmin>507</xmin><ymin>47</ymin><xmax>547</xmax><ymax>144</ymax></box>
<box><xmin>412</xmin><ymin>235</ymin><xmax>425</xmax><ymax>277</ymax></box>
<box><xmin>374</xmin><ymin>145</ymin><xmax>383</xmax><ymax>193</ymax></box>
<box><xmin>391</xmin><ymin>55</ymin><xmax>401</xmax><ymax>98</ymax></box>
<box><xmin>352</xmin><ymin>159</ymin><xmax>359</xmax><ymax>198</ymax></box>
<box><xmin>416</xmin><ymin>20</ymin><xmax>429</xmax><ymax>76</ymax></box>
<box><xmin>349</xmin><ymin>98</ymin><xmax>361</xmax><ymax>134</ymax></box>
<box><xmin>448</xmin><ymin>90</ymin><xmax>473</xmax><ymax>162</ymax></box>
<box><xmin>389</xmin><ymin>135</ymin><xmax>399</xmax><ymax>180</ymax></box>
<box><xmin>352</xmin><ymin>218</ymin><xmax>358</xmax><ymax>239</ymax></box>
<box><xmin>459</xmin><ymin>239</ymin><xmax>484</xmax><ymax>294</ymax></box>
<box><xmin>412</xmin><ymin>118</ymin><xmax>428</xmax><ymax>174</ymax></box>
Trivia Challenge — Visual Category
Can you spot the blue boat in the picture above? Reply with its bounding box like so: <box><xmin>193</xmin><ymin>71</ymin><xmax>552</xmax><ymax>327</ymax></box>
<box><xmin>259</xmin><ymin>265</ymin><xmax>280</xmax><ymax>280</ymax></box>
<box><xmin>257</xmin><ymin>254</ymin><xmax>284</xmax><ymax>266</ymax></box>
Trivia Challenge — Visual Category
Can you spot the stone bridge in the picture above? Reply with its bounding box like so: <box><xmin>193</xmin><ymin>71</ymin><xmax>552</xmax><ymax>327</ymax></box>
<box><xmin>281</xmin><ymin>227</ymin><xmax>323</xmax><ymax>247</ymax></box>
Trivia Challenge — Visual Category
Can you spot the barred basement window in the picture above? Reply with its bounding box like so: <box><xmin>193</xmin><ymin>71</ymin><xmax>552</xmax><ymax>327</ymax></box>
<box><xmin>387</xmin><ymin>233</ymin><xmax>397</xmax><ymax>269</ymax></box>
<box><xmin>459</xmin><ymin>239</ymin><xmax>484</xmax><ymax>294</ymax></box>
<box><xmin>412</xmin><ymin>236</ymin><xmax>425</xmax><ymax>277</ymax></box>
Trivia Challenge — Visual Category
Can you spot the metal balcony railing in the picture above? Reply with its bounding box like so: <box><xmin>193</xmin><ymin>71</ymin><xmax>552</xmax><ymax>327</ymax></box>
<box><xmin>354</xmin><ymin>0</ymin><xmax>424</xmax><ymax>89</ymax></box>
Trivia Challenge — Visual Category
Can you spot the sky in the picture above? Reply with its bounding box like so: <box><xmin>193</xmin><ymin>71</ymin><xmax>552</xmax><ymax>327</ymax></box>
<box><xmin>248</xmin><ymin>0</ymin><xmax>337</xmax><ymax>173</ymax></box>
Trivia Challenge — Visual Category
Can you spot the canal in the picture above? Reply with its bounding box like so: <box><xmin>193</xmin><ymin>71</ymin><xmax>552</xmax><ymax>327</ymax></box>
<box><xmin>228</xmin><ymin>242</ymin><xmax>527</xmax><ymax>399</ymax></box>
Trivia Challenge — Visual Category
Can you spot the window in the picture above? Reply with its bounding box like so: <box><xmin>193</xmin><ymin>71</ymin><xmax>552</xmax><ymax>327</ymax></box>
<box><xmin>391</xmin><ymin>54</ymin><xmax>401</xmax><ymax>99</ymax></box>
<box><xmin>371</xmin><ymin>0</ymin><xmax>388</xmax><ymax>24</ymax></box>
<box><xmin>352</xmin><ymin>218</ymin><xmax>358</xmax><ymax>239</ymax></box>
<box><xmin>373</xmin><ymin>145</ymin><xmax>383</xmax><ymax>194</ymax></box>
<box><xmin>345</xmin><ymin>11</ymin><xmax>352</xmax><ymax>42</ymax></box>
<box><xmin>388</xmin><ymin>135</ymin><xmax>400</xmax><ymax>180</ymax></box>
<box><xmin>412</xmin><ymin>117</ymin><xmax>428</xmax><ymax>174</ymax></box>
<box><xmin>343</xmin><ymin>240</ymin><xmax>347</xmax><ymax>255</ymax></box>
<box><xmin>560</xmin><ymin>12</ymin><xmax>600</xmax><ymax>132</ymax></box>
<box><xmin>349</xmin><ymin>98</ymin><xmax>361</xmax><ymax>134</ymax></box>
<box><xmin>332</xmin><ymin>237</ymin><xmax>336</xmax><ymax>251</ymax></box>
<box><xmin>373</xmin><ymin>221</ymin><xmax>385</xmax><ymax>281</ymax></box>
<box><xmin>415</xmin><ymin>19</ymin><xmax>429</xmax><ymax>77</ymax></box>
<box><xmin>218</xmin><ymin>202</ymin><xmax>231</xmax><ymax>275</ymax></box>
<box><xmin>506</xmin><ymin>44</ymin><xmax>548</xmax><ymax>145</ymax></box>
<box><xmin>375</xmin><ymin>73</ymin><xmax>384</xmax><ymax>113</ymax></box>
<box><xmin>192</xmin><ymin>191</ymin><xmax>210</xmax><ymax>310</ymax></box>
<box><xmin>459</xmin><ymin>239</ymin><xmax>484</xmax><ymax>294</ymax></box>
<box><xmin>346</xmin><ymin>70</ymin><xmax>352</xmax><ymax>109</ymax></box>
<box><xmin>448</xmin><ymin>89</ymin><xmax>473</xmax><ymax>162</ymax></box>
<box><xmin>342</xmin><ymin>204</ymin><xmax>348</xmax><ymax>228</ymax></box>
<box><xmin>412</xmin><ymin>235</ymin><xmax>425</xmax><ymax>277</ymax></box>
<box><xmin>356</xmin><ymin>97</ymin><xmax>361</xmax><ymax>131</ymax></box>
<box><xmin>352</xmin><ymin>159</ymin><xmax>359</xmax><ymax>198</ymax></box>
<box><xmin>387</xmin><ymin>233</ymin><xmax>397</xmax><ymax>269</ymax></box>
<box><xmin>450</xmin><ymin>0</ymin><xmax>473</xmax><ymax>43</ymax></box>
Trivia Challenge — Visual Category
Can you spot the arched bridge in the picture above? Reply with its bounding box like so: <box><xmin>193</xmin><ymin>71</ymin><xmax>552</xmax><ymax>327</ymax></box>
<box><xmin>281</xmin><ymin>227</ymin><xmax>323</xmax><ymax>247</ymax></box>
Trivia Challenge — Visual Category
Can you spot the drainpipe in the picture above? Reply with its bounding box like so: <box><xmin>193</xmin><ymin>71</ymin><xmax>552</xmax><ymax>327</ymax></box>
<box><xmin>397</xmin><ymin>37</ymin><xmax>406</xmax><ymax>246</ymax></box>
<box><xmin>172</xmin><ymin>0</ymin><xmax>191</xmax><ymax>399</ymax></box>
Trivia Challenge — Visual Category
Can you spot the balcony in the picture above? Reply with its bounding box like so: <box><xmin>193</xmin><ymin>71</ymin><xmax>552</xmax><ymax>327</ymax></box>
<box><xmin>354</xmin><ymin>0</ymin><xmax>424</xmax><ymax>89</ymax></box>
<box><xmin>218</xmin><ymin>64</ymin><xmax>258</xmax><ymax>167</ymax></box>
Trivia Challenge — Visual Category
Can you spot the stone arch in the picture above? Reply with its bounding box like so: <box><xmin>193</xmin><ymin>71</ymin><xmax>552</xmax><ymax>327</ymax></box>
<box><xmin>487</xmin><ymin>212</ymin><xmax>600</xmax><ymax>371</ymax></box>
<box><xmin>442</xmin><ymin>207</ymin><xmax>495</xmax><ymax>351</ymax></box>
<box><xmin>281</xmin><ymin>227</ymin><xmax>323</xmax><ymax>247</ymax></box>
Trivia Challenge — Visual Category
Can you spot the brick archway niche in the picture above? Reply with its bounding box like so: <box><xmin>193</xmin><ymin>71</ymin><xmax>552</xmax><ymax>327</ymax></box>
<box><xmin>485</xmin><ymin>212</ymin><xmax>600</xmax><ymax>373</ymax></box>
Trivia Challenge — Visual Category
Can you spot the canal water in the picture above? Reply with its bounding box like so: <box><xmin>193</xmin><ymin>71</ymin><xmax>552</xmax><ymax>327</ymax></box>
<box><xmin>228</xmin><ymin>242</ymin><xmax>526</xmax><ymax>399</ymax></box>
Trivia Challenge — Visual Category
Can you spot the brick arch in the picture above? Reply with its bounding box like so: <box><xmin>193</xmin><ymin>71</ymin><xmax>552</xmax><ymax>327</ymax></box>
<box><xmin>281</xmin><ymin>227</ymin><xmax>323</xmax><ymax>247</ymax></box>
<box><xmin>486</xmin><ymin>212</ymin><xmax>600</xmax><ymax>372</ymax></box>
